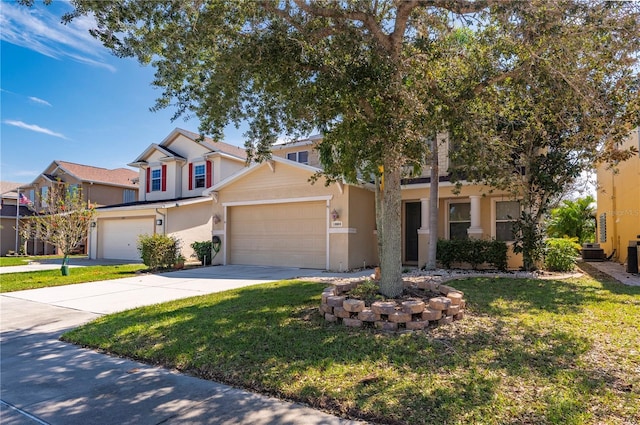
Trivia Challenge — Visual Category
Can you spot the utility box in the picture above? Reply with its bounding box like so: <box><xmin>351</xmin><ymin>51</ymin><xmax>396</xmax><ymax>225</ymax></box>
<box><xmin>582</xmin><ymin>243</ymin><xmax>604</xmax><ymax>261</ymax></box>
<box><xmin>626</xmin><ymin>240</ymin><xmax>639</xmax><ymax>274</ymax></box>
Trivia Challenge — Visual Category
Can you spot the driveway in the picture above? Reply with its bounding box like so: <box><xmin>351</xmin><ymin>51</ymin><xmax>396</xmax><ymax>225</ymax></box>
<box><xmin>1</xmin><ymin>265</ymin><xmax>370</xmax><ymax>425</ymax></box>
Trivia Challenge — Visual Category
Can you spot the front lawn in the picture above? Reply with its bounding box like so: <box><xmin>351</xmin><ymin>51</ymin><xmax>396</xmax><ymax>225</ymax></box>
<box><xmin>0</xmin><ymin>255</ymin><xmax>82</xmax><ymax>267</ymax></box>
<box><xmin>0</xmin><ymin>264</ymin><xmax>147</xmax><ymax>292</ymax></box>
<box><xmin>62</xmin><ymin>270</ymin><xmax>640</xmax><ymax>424</ymax></box>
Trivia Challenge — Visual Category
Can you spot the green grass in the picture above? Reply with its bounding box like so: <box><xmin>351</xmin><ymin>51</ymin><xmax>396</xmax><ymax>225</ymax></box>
<box><xmin>0</xmin><ymin>255</ymin><xmax>77</xmax><ymax>267</ymax></box>
<box><xmin>0</xmin><ymin>264</ymin><xmax>147</xmax><ymax>292</ymax></box>
<box><xmin>62</xmin><ymin>269</ymin><xmax>640</xmax><ymax>424</ymax></box>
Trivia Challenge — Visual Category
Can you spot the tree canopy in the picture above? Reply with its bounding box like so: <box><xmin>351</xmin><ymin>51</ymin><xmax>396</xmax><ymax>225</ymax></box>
<box><xmin>57</xmin><ymin>0</ymin><xmax>640</xmax><ymax>288</ymax></box>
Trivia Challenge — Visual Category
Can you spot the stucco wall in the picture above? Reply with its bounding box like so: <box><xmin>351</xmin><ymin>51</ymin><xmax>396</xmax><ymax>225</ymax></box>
<box><xmin>597</xmin><ymin>129</ymin><xmax>640</xmax><ymax>264</ymax></box>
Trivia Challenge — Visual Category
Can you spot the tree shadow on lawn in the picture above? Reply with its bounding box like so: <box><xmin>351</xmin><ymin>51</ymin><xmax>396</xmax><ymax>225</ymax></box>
<box><xmin>63</xmin><ymin>276</ymin><xmax>640</xmax><ymax>424</ymax></box>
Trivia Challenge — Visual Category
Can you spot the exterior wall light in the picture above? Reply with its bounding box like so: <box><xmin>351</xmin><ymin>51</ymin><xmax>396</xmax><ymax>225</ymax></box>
<box><xmin>156</xmin><ymin>219</ymin><xmax>163</xmax><ymax>226</ymax></box>
<box><xmin>213</xmin><ymin>214</ymin><xmax>221</xmax><ymax>224</ymax></box>
<box><xmin>331</xmin><ymin>209</ymin><xmax>339</xmax><ymax>220</ymax></box>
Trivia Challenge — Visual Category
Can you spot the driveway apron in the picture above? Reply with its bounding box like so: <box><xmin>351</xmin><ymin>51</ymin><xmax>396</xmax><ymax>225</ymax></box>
<box><xmin>1</xmin><ymin>265</ymin><xmax>367</xmax><ymax>425</ymax></box>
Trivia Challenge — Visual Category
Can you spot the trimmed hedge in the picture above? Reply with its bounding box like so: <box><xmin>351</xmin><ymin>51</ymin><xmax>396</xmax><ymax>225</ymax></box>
<box><xmin>137</xmin><ymin>234</ymin><xmax>180</xmax><ymax>271</ymax></box>
<box><xmin>191</xmin><ymin>240</ymin><xmax>214</xmax><ymax>265</ymax></box>
<box><xmin>436</xmin><ymin>239</ymin><xmax>508</xmax><ymax>271</ymax></box>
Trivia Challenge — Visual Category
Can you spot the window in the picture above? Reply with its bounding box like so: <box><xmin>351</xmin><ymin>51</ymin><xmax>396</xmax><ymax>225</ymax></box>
<box><xmin>41</xmin><ymin>186</ymin><xmax>49</xmax><ymax>207</ymax></box>
<box><xmin>67</xmin><ymin>184</ymin><xmax>79</xmax><ymax>196</ymax></box>
<box><xmin>449</xmin><ymin>202</ymin><xmax>470</xmax><ymax>240</ymax></box>
<box><xmin>194</xmin><ymin>164</ymin><xmax>206</xmax><ymax>188</ymax></box>
<box><xmin>495</xmin><ymin>201</ymin><xmax>520</xmax><ymax>241</ymax></box>
<box><xmin>287</xmin><ymin>151</ymin><xmax>309</xmax><ymax>164</ymax></box>
<box><xmin>123</xmin><ymin>189</ymin><xmax>136</xmax><ymax>203</ymax></box>
<box><xmin>599</xmin><ymin>213</ymin><xmax>607</xmax><ymax>243</ymax></box>
<box><xmin>151</xmin><ymin>168</ymin><xmax>161</xmax><ymax>192</ymax></box>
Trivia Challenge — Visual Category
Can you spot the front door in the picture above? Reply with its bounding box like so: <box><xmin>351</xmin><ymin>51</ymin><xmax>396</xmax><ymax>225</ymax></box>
<box><xmin>405</xmin><ymin>202</ymin><xmax>421</xmax><ymax>263</ymax></box>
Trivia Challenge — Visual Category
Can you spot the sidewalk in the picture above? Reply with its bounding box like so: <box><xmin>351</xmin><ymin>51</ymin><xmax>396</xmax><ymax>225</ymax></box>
<box><xmin>581</xmin><ymin>260</ymin><xmax>640</xmax><ymax>286</ymax></box>
<box><xmin>1</xmin><ymin>265</ymin><xmax>369</xmax><ymax>425</ymax></box>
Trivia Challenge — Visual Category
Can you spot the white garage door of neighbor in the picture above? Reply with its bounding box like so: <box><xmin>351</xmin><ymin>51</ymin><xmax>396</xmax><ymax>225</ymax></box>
<box><xmin>229</xmin><ymin>202</ymin><xmax>327</xmax><ymax>269</ymax></box>
<box><xmin>101</xmin><ymin>218</ymin><xmax>154</xmax><ymax>261</ymax></box>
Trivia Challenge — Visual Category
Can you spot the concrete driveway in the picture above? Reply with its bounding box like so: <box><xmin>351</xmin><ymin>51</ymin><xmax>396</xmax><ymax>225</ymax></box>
<box><xmin>0</xmin><ymin>265</ymin><xmax>369</xmax><ymax>425</ymax></box>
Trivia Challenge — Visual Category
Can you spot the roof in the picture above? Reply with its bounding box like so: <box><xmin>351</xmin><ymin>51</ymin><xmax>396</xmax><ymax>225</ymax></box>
<box><xmin>96</xmin><ymin>195</ymin><xmax>210</xmax><ymax>212</ymax></box>
<box><xmin>54</xmin><ymin>161</ymin><xmax>138</xmax><ymax>187</ymax></box>
<box><xmin>174</xmin><ymin>128</ymin><xmax>247</xmax><ymax>159</ymax></box>
<box><xmin>0</xmin><ymin>181</ymin><xmax>25</xmax><ymax>197</ymax></box>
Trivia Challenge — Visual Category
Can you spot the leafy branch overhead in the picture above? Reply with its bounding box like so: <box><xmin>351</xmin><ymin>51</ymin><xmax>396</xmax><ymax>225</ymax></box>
<box><xmin>56</xmin><ymin>0</ymin><xmax>639</xmax><ymax>284</ymax></box>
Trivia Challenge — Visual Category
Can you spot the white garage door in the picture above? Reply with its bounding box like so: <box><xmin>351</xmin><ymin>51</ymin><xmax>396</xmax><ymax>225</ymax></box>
<box><xmin>229</xmin><ymin>202</ymin><xmax>326</xmax><ymax>269</ymax></box>
<box><xmin>100</xmin><ymin>218</ymin><xmax>154</xmax><ymax>261</ymax></box>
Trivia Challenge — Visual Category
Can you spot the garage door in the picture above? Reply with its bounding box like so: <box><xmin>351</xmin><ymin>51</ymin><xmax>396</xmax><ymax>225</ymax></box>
<box><xmin>100</xmin><ymin>218</ymin><xmax>154</xmax><ymax>261</ymax></box>
<box><xmin>229</xmin><ymin>202</ymin><xmax>326</xmax><ymax>269</ymax></box>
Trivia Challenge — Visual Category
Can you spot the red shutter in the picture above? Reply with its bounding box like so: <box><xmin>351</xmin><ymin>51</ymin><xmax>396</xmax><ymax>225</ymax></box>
<box><xmin>146</xmin><ymin>168</ymin><xmax>150</xmax><ymax>193</ymax></box>
<box><xmin>188</xmin><ymin>163</ymin><xmax>193</xmax><ymax>190</ymax></box>
<box><xmin>206</xmin><ymin>161</ymin><xmax>212</xmax><ymax>188</ymax></box>
<box><xmin>161</xmin><ymin>164</ymin><xmax>167</xmax><ymax>192</ymax></box>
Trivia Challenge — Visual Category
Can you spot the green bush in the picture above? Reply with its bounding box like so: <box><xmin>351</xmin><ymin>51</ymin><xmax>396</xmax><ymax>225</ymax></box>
<box><xmin>349</xmin><ymin>279</ymin><xmax>383</xmax><ymax>306</ymax></box>
<box><xmin>436</xmin><ymin>239</ymin><xmax>508</xmax><ymax>271</ymax></box>
<box><xmin>191</xmin><ymin>241</ymin><xmax>213</xmax><ymax>265</ymax></box>
<box><xmin>137</xmin><ymin>234</ymin><xmax>180</xmax><ymax>271</ymax></box>
<box><xmin>544</xmin><ymin>237</ymin><xmax>580</xmax><ymax>272</ymax></box>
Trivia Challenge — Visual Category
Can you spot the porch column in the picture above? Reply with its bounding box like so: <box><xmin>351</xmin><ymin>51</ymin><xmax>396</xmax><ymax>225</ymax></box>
<box><xmin>468</xmin><ymin>195</ymin><xmax>483</xmax><ymax>239</ymax></box>
<box><xmin>418</xmin><ymin>197</ymin><xmax>430</xmax><ymax>267</ymax></box>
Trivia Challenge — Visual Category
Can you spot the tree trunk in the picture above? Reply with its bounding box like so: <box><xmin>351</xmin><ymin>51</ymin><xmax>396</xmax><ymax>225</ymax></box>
<box><xmin>374</xmin><ymin>175</ymin><xmax>383</xmax><ymax>264</ymax></box>
<box><xmin>379</xmin><ymin>163</ymin><xmax>403</xmax><ymax>298</ymax></box>
<box><xmin>425</xmin><ymin>137</ymin><xmax>439</xmax><ymax>270</ymax></box>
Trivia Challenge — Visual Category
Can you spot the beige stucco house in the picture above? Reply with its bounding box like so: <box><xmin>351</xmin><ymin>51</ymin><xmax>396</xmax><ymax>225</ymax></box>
<box><xmin>206</xmin><ymin>133</ymin><xmax>522</xmax><ymax>270</ymax></box>
<box><xmin>92</xmin><ymin>128</ymin><xmax>522</xmax><ymax>269</ymax></box>
<box><xmin>596</xmin><ymin>128</ymin><xmax>640</xmax><ymax>268</ymax></box>
<box><xmin>89</xmin><ymin>128</ymin><xmax>247</xmax><ymax>261</ymax></box>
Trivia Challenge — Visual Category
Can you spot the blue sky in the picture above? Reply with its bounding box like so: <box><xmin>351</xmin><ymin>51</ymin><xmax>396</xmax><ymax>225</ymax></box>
<box><xmin>0</xmin><ymin>1</ymin><xmax>247</xmax><ymax>184</ymax></box>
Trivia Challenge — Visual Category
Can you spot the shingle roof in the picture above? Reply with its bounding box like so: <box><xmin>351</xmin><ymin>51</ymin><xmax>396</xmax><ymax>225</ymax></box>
<box><xmin>176</xmin><ymin>128</ymin><xmax>248</xmax><ymax>159</ymax></box>
<box><xmin>55</xmin><ymin>161</ymin><xmax>138</xmax><ymax>187</ymax></box>
<box><xmin>0</xmin><ymin>181</ymin><xmax>24</xmax><ymax>196</ymax></box>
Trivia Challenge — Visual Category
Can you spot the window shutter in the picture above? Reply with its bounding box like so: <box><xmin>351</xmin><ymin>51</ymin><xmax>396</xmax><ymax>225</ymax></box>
<box><xmin>161</xmin><ymin>164</ymin><xmax>167</xmax><ymax>192</ymax></box>
<box><xmin>146</xmin><ymin>168</ymin><xmax>150</xmax><ymax>193</ymax></box>
<box><xmin>206</xmin><ymin>161</ymin><xmax>212</xmax><ymax>188</ymax></box>
<box><xmin>188</xmin><ymin>163</ymin><xmax>193</xmax><ymax>190</ymax></box>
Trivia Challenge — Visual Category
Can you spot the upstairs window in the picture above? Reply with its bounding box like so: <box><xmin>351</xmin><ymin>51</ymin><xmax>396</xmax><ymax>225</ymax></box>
<box><xmin>41</xmin><ymin>186</ymin><xmax>49</xmax><ymax>207</ymax></box>
<box><xmin>194</xmin><ymin>164</ymin><xmax>206</xmax><ymax>188</ymax></box>
<box><xmin>189</xmin><ymin>161</ymin><xmax>212</xmax><ymax>190</ymax></box>
<box><xmin>146</xmin><ymin>165</ymin><xmax>166</xmax><ymax>193</ymax></box>
<box><xmin>123</xmin><ymin>189</ymin><xmax>136</xmax><ymax>203</ymax></box>
<box><xmin>151</xmin><ymin>169</ymin><xmax>162</xmax><ymax>191</ymax></box>
<box><xmin>287</xmin><ymin>151</ymin><xmax>309</xmax><ymax>164</ymax></box>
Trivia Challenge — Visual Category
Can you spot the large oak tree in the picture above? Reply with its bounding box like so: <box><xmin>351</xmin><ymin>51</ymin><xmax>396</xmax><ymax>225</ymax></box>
<box><xmin>51</xmin><ymin>0</ymin><xmax>639</xmax><ymax>292</ymax></box>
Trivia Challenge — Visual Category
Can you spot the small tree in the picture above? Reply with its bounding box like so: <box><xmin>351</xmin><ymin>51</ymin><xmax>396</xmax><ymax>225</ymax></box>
<box><xmin>31</xmin><ymin>186</ymin><xmax>95</xmax><ymax>275</ymax></box>
<box><xmin>546</xmin><ymin>196</ymin><xmax>596</xmax><ymax>245</ymax></box>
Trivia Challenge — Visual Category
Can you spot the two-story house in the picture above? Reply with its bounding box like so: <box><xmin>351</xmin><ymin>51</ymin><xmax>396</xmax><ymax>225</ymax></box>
<box><xmin>205</xmin><ymin>133</ymin><xmax>522</xmax><ymax>271</ymax></box>
<box><xmin>17</xmin><ymin>161</ymin><xmax>138</xmax><ymax>255</ymax></box>
<box><xmin>596</xmin><ymin>128</ymin><xmax>640</xmax><ymax>269</ymax></box>
<box><xmin>89</xmin><ymin>128</ymin><xmax>247</xmax><ymax>261</ymax></box>
<box><xmin>0</xmin><ymin>181</ymin><xmax>36</xmax><ymax>256</ymax></box>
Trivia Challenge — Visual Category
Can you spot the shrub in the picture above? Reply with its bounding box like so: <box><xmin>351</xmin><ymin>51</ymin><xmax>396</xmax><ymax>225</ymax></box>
<box><xmin>349</xmin><ymin>279</ymin><xmax>383</xmax><ymax>306</ymax></box>
<box><xmin>436</xmin><ymin>239</ymin><xmax>508</xmax><ymax>271</ymax></box>
<box><xmin>137</xmin><ymin>234</ymin><xmax>180</xmax><ymax>271</ymax></box>
<box><xmin>544</xmin><ymin>237</ymin><xmax>580</xmax><ymax>272</ymax></box>
<box><xmin>191</xmin><ymin>240</ymin><xmax>213</xmax><ymax>265</ymax></box>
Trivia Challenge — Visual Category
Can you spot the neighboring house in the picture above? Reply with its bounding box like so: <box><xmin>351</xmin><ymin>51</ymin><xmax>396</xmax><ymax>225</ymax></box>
<box><xmin>0</xmin><ymin>181</ymin><xmax>34</xmax><ymax>255</ymax></box>
<box><xmin>89</xmin><ymin>128</ymin><xmax>247</xmax><ymax>262</ymax></box>
<box><xmin>596</xmin><ymin>128</ymin><xmax>640</xmax><ymax>267</ymax></box>
<box><xmin>18</xmin><ymin>160</ymin><xmax>139</xmax><ymax>255</ymax></box>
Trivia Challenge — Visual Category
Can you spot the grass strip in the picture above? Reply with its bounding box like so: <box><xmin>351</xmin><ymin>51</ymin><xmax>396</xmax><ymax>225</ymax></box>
<box><xmin>63</xmin><ymin>274</ymin><xmax>640</xmax><ymax>424</ymax></box>
<box><xmin>0</xmin><ymin>264</ymin><xmax>147</xmax><ymax>292</ymax></box>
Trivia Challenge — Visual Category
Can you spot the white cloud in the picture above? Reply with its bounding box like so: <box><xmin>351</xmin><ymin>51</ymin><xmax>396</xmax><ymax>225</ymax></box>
<box><xmin>28</xmin><ymin>96</ymin><xmax>52</xmax><ymax>107</ymax></box>
<box><xmin>3</xmin><ymin>120</ymin><xmax>68</xmax><ymax>140</ymax></box>
<box><xmin>0</xmin><ymin>2</ymin><xmax>117</xmax><ymax>73</ymax></box>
